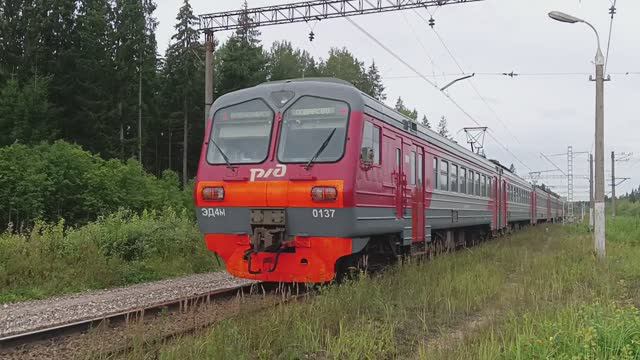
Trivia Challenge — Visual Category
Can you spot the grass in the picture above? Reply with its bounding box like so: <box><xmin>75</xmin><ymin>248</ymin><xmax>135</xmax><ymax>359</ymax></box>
<box><xmin>0</xmin><ymin>208</ymin><xmax>219</xmax><ymax>303</ymax></box>
<box><xmin>130</xmin><ymin>217</ymin><xmax>640</xmax><ymax>360</ymax></box>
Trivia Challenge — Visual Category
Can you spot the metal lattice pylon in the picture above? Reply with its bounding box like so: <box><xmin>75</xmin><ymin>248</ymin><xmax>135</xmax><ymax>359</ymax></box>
<box><xmin>567</xmin><ymin>145</ymin><xmax>574</xmax><ymax>221</ymax></box>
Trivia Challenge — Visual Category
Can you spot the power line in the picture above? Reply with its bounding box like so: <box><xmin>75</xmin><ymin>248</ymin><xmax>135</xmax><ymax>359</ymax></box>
<box><xmin>398</xmin><ymin>10</ymin><xmax>442</xmax><ymax>84</ymax></box>
<box><xmin>345</xmin><ymin>16</ymin><xmax>532</xmax><ymax>172</ymax></box>
<box><xmin>415</xmin><ymin>7</ymin><xmax>533</xmax><ymax>169</ymax></box>
<box><xmin>382</xmin><ymin>71</ymin><xmax>640</xmax><ymax>79</ymax></box>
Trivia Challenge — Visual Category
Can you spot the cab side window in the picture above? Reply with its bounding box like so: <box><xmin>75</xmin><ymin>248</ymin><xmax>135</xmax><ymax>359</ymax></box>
<box><xmin>362</xmin><ymin>121</ymin><xmax>381</xmax><ymax>164</ymax></box>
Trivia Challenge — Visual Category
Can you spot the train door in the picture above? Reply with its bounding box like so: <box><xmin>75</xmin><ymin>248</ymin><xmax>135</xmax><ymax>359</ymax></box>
<box><xmin>547</xmin><ymin>195</ymin><xmax>552</xmax><ymax>222</ymax></box>
<box><xmin>405</xmin><ymin>143</ymin><xmax>425</xmax><ymax>242</ymax></box>
<box><xmin>531</xmin><ymin>189</ymin><xmax>536</xmax><ymax>225</ymax></box>
<box><xmin>501</xmin><ymin>179</ymin><xmax>508</xmax><ymax>230</ymax></box>
<box><xmin>392</xmin><ymin>141</ymin><xmax>404</xmax><ymax>219</ymax></box>
<box><xmin>491</xmin><ymin>175</ymin><xmax>498</xmax><ymax>230</ymax></box>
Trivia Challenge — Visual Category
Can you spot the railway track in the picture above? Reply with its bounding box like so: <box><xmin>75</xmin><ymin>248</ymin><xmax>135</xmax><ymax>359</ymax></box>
<box><xmin>0</xmin><ymin>277</ymin><xmax>313</xmax><ymax>359</ymax></box>
<box><xmin>0</xmin><ymin>282</ymin><xmax>256</xmax><ymax>351</ymax></box>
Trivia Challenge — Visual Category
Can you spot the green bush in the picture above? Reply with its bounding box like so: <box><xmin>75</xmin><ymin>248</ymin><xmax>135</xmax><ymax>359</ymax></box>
<box><xmin>0</xmin><ymin>208</ymin><xmax>217</xmax><ymax>303</ymax></box>
<box><xmin>0</xmin><ymin>141</ymin><xmax>193</xmax><ymax>228</ymax></box>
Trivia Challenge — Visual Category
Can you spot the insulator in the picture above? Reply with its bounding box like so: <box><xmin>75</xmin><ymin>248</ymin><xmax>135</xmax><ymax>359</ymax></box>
<box><xmin>308</xmin><ymin>31</ymin><xmax>315</xmax><ymax>42</ymax></box>
<box><xmin>428</xmin><ymin>17</ymin><xmax>435</xmax><ymax>28</ymax></box>
<box><xmin>609</xmin><ymin>5</ymin><xmax>616</xmax><ymax>17</ymax></box>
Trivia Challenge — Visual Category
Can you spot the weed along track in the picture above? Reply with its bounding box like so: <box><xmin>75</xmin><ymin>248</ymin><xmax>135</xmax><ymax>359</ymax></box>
<box><xmin>140</xmin><ymin>224</ymin><xmax>640</xmax><ymax>360</ymax></box>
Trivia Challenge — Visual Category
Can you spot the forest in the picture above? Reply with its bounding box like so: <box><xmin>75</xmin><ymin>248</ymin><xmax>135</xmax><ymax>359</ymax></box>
<box><xmin>0</xmin><ymin>0</ymin><xmax>392</xmax><ymax>183</ymax></box>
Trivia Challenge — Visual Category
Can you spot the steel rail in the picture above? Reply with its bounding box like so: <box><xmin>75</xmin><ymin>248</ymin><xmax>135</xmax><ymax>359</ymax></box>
<box><xmin>0</xmin><ymin>282</ymin><xmax>260</xmax><ymax>350</ymax></box>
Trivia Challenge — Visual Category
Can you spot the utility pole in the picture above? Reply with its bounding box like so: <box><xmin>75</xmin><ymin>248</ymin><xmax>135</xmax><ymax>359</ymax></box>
<box><xmin>594</xmin><ymin>41</ymin><xmax>606</xmax><ymax>259</ymax></box>
<box><xmin>183</xmin><ymin>98</ymin><xmax>188</xmax><ymax>187</ymax></box>
<box><xmin>204</xmin><ymin>31</ymin><xmax>215</xmax><ymax>125</ymax></box>
<box><xmin>567</xmin><ymin>146</ymin><xmax>574</xmax><ymax>222</ymax></box>
<box><xmin>138</xmin><ymin>69</ymin><xmax>143</xmax><ymax>164</ymax></box>
<box><xmin>589</xmin><ymin>153</ymin><xmax>594</xmax><ymax>229</ymax></box>
<box><xmin>548</xmin><ymin>10</ymin><xmax>606</xmax><ymax>258</ymax></box>
<box><xmin>611</xmin><ymin>151</ymin><xmax>616</xmax><ymax>217</ymax></box>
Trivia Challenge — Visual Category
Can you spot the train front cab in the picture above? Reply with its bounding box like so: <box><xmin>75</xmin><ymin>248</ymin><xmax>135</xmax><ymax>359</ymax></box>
<box><xmin>195</xmin><ymin>82</ymin><xmax>367</xmax><ymax>283</ymax></box>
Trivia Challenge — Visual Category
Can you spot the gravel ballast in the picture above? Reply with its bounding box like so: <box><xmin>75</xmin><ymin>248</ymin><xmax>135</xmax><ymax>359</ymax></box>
<box><xmin>0</xmin><ymin>272</ymin><xmax>255</xmax><ymax>339</ymax></box>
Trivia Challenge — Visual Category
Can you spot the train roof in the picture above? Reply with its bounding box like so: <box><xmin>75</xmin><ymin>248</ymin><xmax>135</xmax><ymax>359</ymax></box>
<box><xmin>213</xmin><ymin>78</ymin><xmax>560</xmax><ymax>198</ymax></box>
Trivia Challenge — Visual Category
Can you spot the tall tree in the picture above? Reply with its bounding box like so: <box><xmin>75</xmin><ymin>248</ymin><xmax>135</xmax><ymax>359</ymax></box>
<box><xmin>437</xmin><ymin>115</ymin><xmax>450</xmax><ymax>139</ymax></box>
<box><xmin>421</xmin><ymin>115</ymin><xmax>431</xmax><ymax>129</ymax></box>
<box><xmin>163</xmin><ymin>0</ymin><xmax>202</xmax><ymax>186</ymax></box>
<box><xmin>394</xmin><ymin>97</ymin><xmax>418</xmax><ymax>121</ymax></box>
<box><xmin>268</xmin><ymin>41</ymin><xmax>317</xmax><ymax>81</ymax></box>
<box><xmin>112</xmin><ymin>0</ymin><xmax>159</xmax><ymax>163</ymax></box>
<box><xmin>362</xmin><ymin>61</ymin><xmax>385</xmax><ymax>100</ymax></box>
<box><xmin>70</xmin><ymin>0</ymin><xmax>117</xmax><ymax>156</ymax></box>
<box><xmin>216</xmin><ymin>1</ymin><xmax>268</xmax><ymax>95</ymax></box>
<box><xmin>0</xmin><ymin>76</ymin><xmax>54</xmax><ymax>146</ymax></box>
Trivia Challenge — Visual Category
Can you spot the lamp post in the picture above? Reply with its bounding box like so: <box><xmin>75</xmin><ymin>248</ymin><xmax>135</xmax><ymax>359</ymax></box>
<box><xmin>548</xmin><ymin>11</ymin><xmax>605</xmax><ymax>259</ymax></box>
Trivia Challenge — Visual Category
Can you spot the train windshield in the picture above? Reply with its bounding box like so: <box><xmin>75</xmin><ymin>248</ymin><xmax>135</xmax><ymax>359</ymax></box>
<box><xmin>278</xmin><ymin>97</ymin><xmax>349</xmax><ymax>164</ymax></box>
<box><xmin>207</xmin><ymin>99</ymin><xmax>273</xmax><ymax>165</ymax></box>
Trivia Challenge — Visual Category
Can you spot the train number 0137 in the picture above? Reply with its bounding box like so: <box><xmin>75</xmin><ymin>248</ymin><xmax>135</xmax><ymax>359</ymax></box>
<box><xmin>312</xmin><ymin>209</ymin><xmax>335</xmax><ymax>218</ymax></box>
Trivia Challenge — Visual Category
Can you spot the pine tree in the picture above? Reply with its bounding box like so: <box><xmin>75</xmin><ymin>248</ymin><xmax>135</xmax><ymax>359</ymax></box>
<box><xmin>70</xmin><ymin>0</ymin><xmax>117</xmax><ymax>156</ymax></box>
<box><xmin>421</xmin><ymin>115</ymin><xmax>431</xmax><ymax>129</ymax></box>
<box><xmin>268</xmin><ymin>41</ymin><xmax>316</xmax><ymax>80</ymax></box>
<box><xmin>0</xmin><ymin>76</ymin><xmax>54</xmax><ymax>146</ymax></box>
<box><xmin>437</xmin><ymin>115</ymin><xmax>450</xmax><ymax>138</ymax></box>
<box><xmin>318</xmin><ymin>48</ymin><xmax>365</xmax><ymax>87</ymax></box>
<box><xmin>394</xmin><ymin>97</ymin><xmax>418</xmax><ymax>121</ymax></box>
<box><xmin>162</xmin><ymin>0</ymin><xmax>202</xmax><ymax>186</ymax></box>
<box><xmin>395</xmin><ymin>97</ymin><xmax>405</xmax><ymax>112</ymax></box>
<box><xmin>364</xmin><ymin>61</ymin><xmax>385</xmax><ymax>100</ymax></box>
<box><xmin>112</xmin><ymin>0</ymin><xmax>159</xmax><ymax>162</ymax></box>
<box><xmin>216</xmin><ymin>1</ymin><xmax>268</xmax><ymax>95</ymax></box>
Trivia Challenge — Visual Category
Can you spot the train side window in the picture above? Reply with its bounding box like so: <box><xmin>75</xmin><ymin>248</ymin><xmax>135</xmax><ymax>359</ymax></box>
<box><xmin>417</xmin><ymin>153</ymin><xmax>423</xmax><ymax>185</ymax></box>
<box><xmin>440</xmin><ymin>160</ymin><xmax>449</xmax><ymax>191</ymax></box>
<box><xmin>362</xmin><ymin>121</ymin><xmax>381</xmax><ymax>164</ymax></box>
<box><xmin>468</xmin><ymin>171</ymin><xmax>475</xmax><ymax>195</ymax></box>
<box><xmin>409</xmin><ymin>151</ymin><xmax>416</xmax><ymax>185</ymax></box>
<box><xmin>460</xmin><ymin>167</ymin><xmax>467</xmax><ymax>194</ymax></box>
<box><xmin>482</xmin><ymin>175</ymin><xmax>487</xmax><ymax>197</ymax></box>
<box><xmin>489</xmin><ymin>178</ymin><xmax>493</xmax><ymax>198</ymax></box>
<box><xmin>475</xmin><ymin>172</ymin><xmax>481</xmax><ymax>195</ymax></box>
<box><xmin>451</xmin><ymin>164</ymin><xmax>459</xmax><ymax>192</ymax></box>
<box><xmin>433</xmin><ymin>158</ymin><xmax>438</xmax><ymax>189</ymax></box>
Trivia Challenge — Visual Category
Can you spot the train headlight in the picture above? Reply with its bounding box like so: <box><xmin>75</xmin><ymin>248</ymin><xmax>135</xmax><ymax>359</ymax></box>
<box><xmin>202</xmin><ymin>186</ymin><xmax>225</xmax><ymax>201</ymax></box>
<box><xmin>311</xmin><ymin>186</ymin><xmax>337</xmax><ymax>202</ymax></box>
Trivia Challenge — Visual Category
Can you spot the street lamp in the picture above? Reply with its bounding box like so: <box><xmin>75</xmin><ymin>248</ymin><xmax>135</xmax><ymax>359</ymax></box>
<box><xmin>548</xmin><ymin>10</ymin><xmax>606</xmax><ymax>259</ymax></box>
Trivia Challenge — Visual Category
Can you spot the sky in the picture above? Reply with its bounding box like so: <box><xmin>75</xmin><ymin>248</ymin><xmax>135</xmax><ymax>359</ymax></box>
<box><xmin>154</xmin><ymin>0</ymin><xmax>639</xmax><ymax>200</ymax></box>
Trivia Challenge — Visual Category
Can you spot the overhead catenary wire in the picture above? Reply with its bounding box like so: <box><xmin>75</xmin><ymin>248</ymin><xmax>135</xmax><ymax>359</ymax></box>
<box><xmin>415</xmin><ymin>7</ymin><xmax>533</xmax><ymax>170</ymax></box>
<box><xmin>383</xmin><ymin>71</ymin><xmax>640</xmax><ymax>79</ymax></box>
<box><xmin>345</xmin><ymin>16</ymin><xmax>532</xmax><ymax>172</ymax></box>
<box><xmin>398</xmin><ymin>10</ymin><xmax>442</xmax><ymax>84</ymax></box>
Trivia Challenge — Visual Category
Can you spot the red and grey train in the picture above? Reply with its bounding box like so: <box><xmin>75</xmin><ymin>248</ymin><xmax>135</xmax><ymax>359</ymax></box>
<box><xmin>194</xmin><ymin>78</ymin><xmax>564</xmax><ymax>283</ymax></box>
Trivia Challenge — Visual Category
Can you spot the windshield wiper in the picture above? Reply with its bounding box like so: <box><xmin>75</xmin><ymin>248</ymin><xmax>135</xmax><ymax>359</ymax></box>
<box><xmin>304</xmin><ymin>128</ymin><xmax>337</xmax><ymax>170</ymax></box>
<box><xmin>210</xmin><ymin>138</ymin><xmax>235</xmax><ymax>170</ymax></box>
